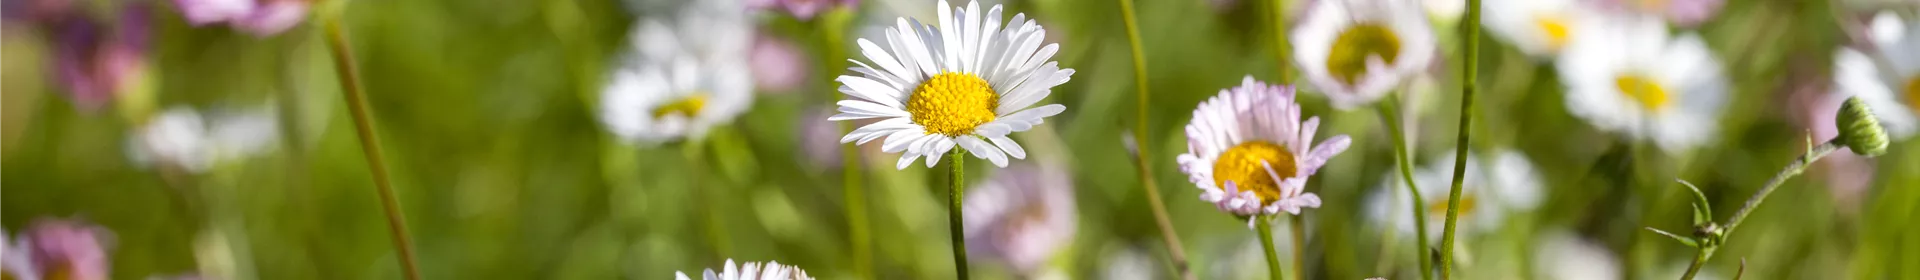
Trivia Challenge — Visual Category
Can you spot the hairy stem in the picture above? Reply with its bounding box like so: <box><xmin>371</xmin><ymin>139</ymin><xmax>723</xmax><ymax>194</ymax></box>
<box><xmin>948</xmin><ymin>149</ymin><xmax>971</xmax><ymax>280</ymax></box>
<box><xmin>1289</xmin><ymin>215</ymin><xmax>1308</xmax><ymax>280</ymax></box>
<box><xmin>1117</xmin><ymin>0</ymin><xmax>1194</xmax><ymax>278</ymax></box>
<box><xmin>1377</xmin><ymin>99</ymin><xmax>1432</xmax><ymax>280</ymax></box>
<box><xmin>1257</xmin><ymin>218</ymin><xmax>1285</xmax><ymax>280</ymax></box>
<box><xmin>1439</xmin><ymin>0</ymin><xmax>1483</xmax><ymax>277</ymax></box>
<box><xmin>1678</xmin><ymin>141</ymin><xmax>1839</xmax><ymax>280</ymax></box>
<box><xmin>322</xmin><ymin>10</ymin><xmax>421</xmax><ymax>280</ymax></box>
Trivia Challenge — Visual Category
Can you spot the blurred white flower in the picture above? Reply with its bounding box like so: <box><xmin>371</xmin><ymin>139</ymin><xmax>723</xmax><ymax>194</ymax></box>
<box><xmin>1292</xmin><ymin>0</ymin><xmax>1437</xmax><ymax>108</ymax></box>
<box><xmin>674</xmin><ymin>259</ymin><xmax>813</xmax><ymax>280</ymax></box>
<box><xmin>830</xmin><ymin>0</ymin><xmax>1075</xmax><ymax>169</ymax></box>
<box><xmin>1178</xmin><ymin>76</ymin><xmax>1352</xmax><ymax>226</ymax></box>
<box><xmin>1099</xmin><ymin>246</ymin><xmax>1156</xmax><ymax>280</ymax></box>
<box><xmin>1366</xmin><ymin>149</ymin><xmax>1542</xmax><ymax>242</ymax></box>
<box><xmin>1484</xmin><ymin>0</ymin><xmax>1584</xmax><ymax>58</ymax></box>
<box><xmin>1532</xmin><ymin>231</ymin><xmax>1620</xmax><ymax>280</ymax></box>
<box><xmin>1831</xmin><ymin>17</ymin><xmax>1919</xmax><ymax>140</ymax></box>
<box><xmin>129</xmin><ymin>106</ymin><xmax>280</xmax><ymax>173</ymax></box>
<box><xmin>963</xmin><ymin>161</ymin><xmax>1076</xmax><ymax>274</ymax></box>
<box><xmin>600</xmin><ymin>0</ymin><xmax>754</xmax><ymax>145</ymax></box>
<box><xmin>1556</xmin><ymin>13</ymin><xmax>1727</xmax><ymax>152</ymax></box>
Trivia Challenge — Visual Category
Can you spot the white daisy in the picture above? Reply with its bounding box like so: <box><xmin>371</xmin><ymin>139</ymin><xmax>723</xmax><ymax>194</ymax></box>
<box><xmin>1365</xmin><ymin>149</ymin><xmax>1542</xmax><ymax>241</ymax></box>
<box><xmin>963</xmin><ymin>161</ymin><xmax>1076</xmax><ymax>274</ymax></box>
<box><xmin>129</xmin><ymin>106</ymin><xmax>280</xmax><ymax>173</ymax></box>
<box><xmin>1832</xmin><ymin>15</ymin><xmax>1919</xmax><ymax>140</ymax></box>
<box><xmin>830</xmin><ymin>0</ymin><xmax>1075</xmax><ymax>169</ymax></box>
<box><xmin>600</xmin><ymin>0</ymin><xmax>754</xmax><ymax>145</ymax></box>
<box><xmin>1532</xmin><ymin>231</ymin><xmax>1621</xmax><ymax>280</ymax></box>
<box><xmin>1556</xmin><ymin>13</ymin><xmax>1727</xmax><ymax>152</ymax></box>
<box><xmin>1177</xmin><ymin>76</ymin><xmax>1352</xmax><ymax>226</ymax></box>
<box><xmin>674</xmin><ymin>259</ymin><xmax>813</xmax><ymax>280</ymax></box>
<box><xmin>1484</xmin><ymin>0</ymin><xmax>1583</xmax><ymax>58</ymax></box>
<box><xmin>1292</xmin><ymin>0</ymin><xmax>1437</xmax><ymax>108</ymax></box>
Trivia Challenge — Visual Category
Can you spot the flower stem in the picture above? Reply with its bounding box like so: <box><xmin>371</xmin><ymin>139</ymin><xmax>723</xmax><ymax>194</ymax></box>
<box><xmin>1117</xmin><ymin>0</ymin><xmax>1194</xmax><ymax>278</ymax></box>
<box><xmin>1289</xmin><ymin>215</ymin><xmax>1308</xmax><ymax>280</ymax></box>
<box><xmin>1257</xmin><ymin>218</ymin><xmax>1285</xmax><ymax>280</ymax></box>
<box><xmin>1269</xmin><ymin>0</ymin><xmax>1292</xmax><ymax>82</ymax></box>
<box><xmin>947</xmin><ymin>148</ymin><xmax>971</xmax><ymax>280</ymax></box>
<box><xmin>1676</xmin><ymin>140</ymin><xmax>1840</xmax><ymax>280</ymax></box>
<box><xmin>322</xmin><ymin>10</ymin><xmax>421</xmax><ymax>280</ymax></box>
<box><xmin>820</xmin><ymin>8</ymin><xmax>873</xmax><ymax>279</ymax></box>
<box><xmin>1376</xmin><ymin>98</ymin><xmax>1431</xmax><ymax>280</ymax></box>
<box><xmin>1439</xmin><ymin>0</ymin><xmax>1483</xmax><ymax>277</ymax></box>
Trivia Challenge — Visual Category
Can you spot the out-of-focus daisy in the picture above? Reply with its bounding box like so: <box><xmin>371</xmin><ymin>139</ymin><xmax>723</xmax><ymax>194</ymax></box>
<box><xmin>1831</xmin><ymin>17</ymin><xmax>1918</xmax><ymax>140</ymax></box>
<box><xmin>1292</xmin><ymin>0</ymin><xmax>1436</xmax><ymax>108</ymax></box>
<box><xmin>963</xmin><ymin>161</ymin><xmax>1076</xmax><ymax>274</ymax></box>
<box><xmin>1531</xmin><ymin>231</ymin><xmax>1620</xmax><ymax>280</ymax></box>
<box><xmin>750</xmin><ymin>33</ymin><xmax>810</xmax><ymax>93</ymax></box>
<box><xmin>1366</xmin><ymin>150</ymin><xmax>1542</xmax><ymax>241</ymax></box>
<box><xmin>1556</xmin><ymin>14</ymin><xmax>1727</xmax><ymax>152</ymax></box>
<box><xmin>600</xmin><ymin>0</ymin><xmax>754</xmax><ymax>145</ymax></box>
<box><xmin>674</xmin><ymin>259</ymin><xmax>813</xmax><ymax>280</ymax></box>
<box><xmin>170</xmin><ymin>0</ymin><xmax>308</xmax><ymax>36</ymax></box>
<box><xmin>1177</xmin><ymin>76</ymin><xmax>1351</xmax><ymax>226</ymax></box>
<box><xmin>830</xmin><ymin>0</ymin><xmax>1075</xmax><ymax>169</ymax></box>
<box><xmin>1484</xmin><ymin>0</ymin><xmax>1583</xmax><ymax>58</ymax></box>
<box><xmin>1593</xmin><ymin>0</ymin><xmax>1723</xmax><ymax>27</ymax></box>
<box><xmin>128</xmin><ymin>106</ymin><xmax>280</xmax><ymax>173</ymax></box>
<box><xmin>4</xmin><ymin>219</ymin><xmax>114</xmax><ymax>280</ymax></box>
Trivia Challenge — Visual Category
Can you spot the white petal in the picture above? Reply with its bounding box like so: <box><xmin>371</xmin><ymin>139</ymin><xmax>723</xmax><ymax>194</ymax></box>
<box><xmin>988</xmin><ymin>136</ymin><xmax>1026</xmax><ymax>159</ymax></box>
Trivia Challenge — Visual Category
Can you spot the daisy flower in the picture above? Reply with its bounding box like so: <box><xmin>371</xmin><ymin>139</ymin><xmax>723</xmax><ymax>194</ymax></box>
<box><xmin>4</xmin><ymin>219</ymin><xmax>114</xmax><ymax>280</ymax></box>
<box><xmin>1832</xmin><ymin>16</ymin><xmax>1918</xmax><ymax>140</ymax></box>
<box><xmin>600</xmin><ymin>0</ymin><xmax>754</xmax><ymax>145</ymax></box>
<box><xmin>1292</xmin><ymin>0</ymin><xmax>1437</xmax><ymax>108</ymax></box>
<box><xmin>1177</xmin><ymin>76</ymin><xmax>1351</xmax><ymax>226</ymax></box>
<box><xmin>1366</xmin><ymin>150</ymin><xmax>1542</xmax><ymax>241</ymax></box>
<box><xmin>963</xmin><ymin>162</ymin><xmax>1077</xmax><ymax>274</ymax></box>
<box><xmin>674</xmin><ymin>259</ymin><xmax>813</xmax><ymax>280</ymax></box>
<box><xmin>1556</xmin><ymin>13</ymin><xmax>1727</xmax><ymax>152</ymax></box>
<box><xmin>1484</xmin><ymin>0</ymin><xmax>1583</xmax><ymax>58</ymax></box>
<box><xmin>830</xmin><ymin>0</ymin><xmax>1076</xmax><ymax>169</ymax></box>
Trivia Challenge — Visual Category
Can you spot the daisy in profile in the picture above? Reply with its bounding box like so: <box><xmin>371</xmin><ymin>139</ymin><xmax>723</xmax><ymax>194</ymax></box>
<box><xmin>1292</xmin><ymin>0</ymin><xmax>1437</xmax><ymax>108</ymax></box>
<box><xmin>1831</xmin><ymin>14</ymin><xmax>1917</xmax><ymax>140</ymax></box>
<box><xmin>1556</xmin><ymin>13</ymin><xmax>1727</xmax><ymax>152</ymax></box>
<box><xmin>599</xmin><ymin>0</ymin><xmax>754</xmax><ymax>145</ymax></box>
<box><xmin>1177</xmin><ymin>76</ymin><xmax>1351</xmax><ymax>226</ymax></box>
<box><xmin>1484</xmin><ymin>0</ymin><xmax>1583</xmax><ymax>58</ymax></box>
<box><xmin>675</xmin><ymin>259</ymin><xmax>813</xmax><ymax>280</ymax></box>
<box><xmin>1366</xmin><ymin>150</ymin><xmax>1542</xmax><ymax>241</ymax></box>
<box><xmin>830</xmin><ymin>0</ymin><xmax>1075</xmax><ymax>169</ymax></box>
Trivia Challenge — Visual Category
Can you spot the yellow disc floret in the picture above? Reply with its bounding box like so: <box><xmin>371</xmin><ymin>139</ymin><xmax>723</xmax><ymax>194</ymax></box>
<box><xmin>909</xmin><ymin>73</ymin><xmax>999</xmax><ymax>136</ymax></box>
<box><xmin>1327</xmin><ymin>24</ymin><xmax>1403</xmax><ymax>87</ymax></box>
<box><xmin>1211</xmin><ymin>141</ymin><xmax>1299</xmax><ymax>204</ymax></box>
<box><xmin>1427</xmin><ymin>195</ymin><xmax>1478</xmax><ymax>218</ymax></box>
<box><xmin>1534</xmin><ymin>16</ymin><xmax>1572</xmax><ymax>51</ymax></box>
<box><xmin>652</xmin><ymin>94</ymin><xmax>709</xmax><ymax>118</ymax></box>
<box><xmin>1903</xmin><ymin>75</ymin><xmax>1919</xmax><ymax>111</ymax></box>
<box><xmin>1613</xmin><ymin>73</ymin><xmax>1671</xmax><ymax>111</ymax></box>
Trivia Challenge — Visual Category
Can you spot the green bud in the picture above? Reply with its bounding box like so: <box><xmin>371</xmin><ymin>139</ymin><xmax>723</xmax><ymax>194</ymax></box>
<box><xmin>1836</xmin><ymin>96</ymin><xmax>1889</xmax><ymax>157</ymax></box>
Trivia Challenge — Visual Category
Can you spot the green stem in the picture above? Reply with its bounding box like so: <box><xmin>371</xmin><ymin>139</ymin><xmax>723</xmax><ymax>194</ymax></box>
<box><xmin>1439</xmin><ymin>0</ymin><xmax>1483</xmax><ymax>277</ymax></box>
<box><xmin>947</xmin><ymin>148</ymin><xmax>971</xmax><ymax>280</ymax></box>
<box><xmin>1257</xmin><ymin>218</ymin><xmax>1285</xmax><ymax>280</ymax></box>
<box><xmin>1269</xmin><ymin>0</ymin><xmax>1292</xmax><ymax>83</ymax></box>
<box><xmin>1376</xmin><ymin>99</ymin><xmax>1431</xmax><ymax>280</ymax></box>
<box><xmin>1677</xmin><ymin>140</ymin><xmax>1840</xmax><ymax>280</ymax></box>
<box><xmin>1680</xmin><ymin>246</ymin><xmax>1714</xmax><ymax>280</ymax></box>
<box><xmin>322</xmin><ymin>9</ymin><xmax>421</xmax><ymax>280</ymax></box>
<box><xmin>820</xmin><ymin>8</ymin><xmax>873</xmax><ymax>279</ymax></box>
<box><xmin>685</xmin><ymin>138</ymin><xmax>732</xmax><ymax>256</ymax></box>
<box><xmin>1289</xmin><ymin>215</ymin><xmax>1307</xmax><ymax>280</ymax></box>
<box><xmin>1117</xmin><ymin>0</ymin><xmax>1193</xmax><ymax>278</ymax></box>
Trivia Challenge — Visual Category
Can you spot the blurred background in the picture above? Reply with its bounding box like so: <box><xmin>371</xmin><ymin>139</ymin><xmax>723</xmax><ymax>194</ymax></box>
<box><xmin>3</xmin><ymin>0</ymin><xmax>1918</xmax><ymax>279</ymax></box>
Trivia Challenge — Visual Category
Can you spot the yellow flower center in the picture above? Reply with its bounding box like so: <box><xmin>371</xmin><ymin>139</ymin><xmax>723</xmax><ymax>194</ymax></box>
<box><xmin>1427</xmin><ymin>195</ymin><xmax>1478</xmax><ymax>218</ymax></box>
<box><xmin>1212</xmin><ymin>141</ymin><xmax>1298</xmax><ymax>204</ymax></box>
<box><xmin>909</xmin><ymin>72</ymin><xmax>999</xmax><ymax>136</ymax></box>
<box><xmin>1534</xmin><ymin>15</ymin><xmax>1572</xmax><ymax>51</ymax></box>
<box><xmin>651</xmin><ymin>94</ymin><xmax>709</xmax><ymax>118</ymax></box>
<box><xmin>1327</xmin><ymin>24</ymin><xmax>1403</xmax><ymax>87</ymax></box>
<box><xmin>1904</xmin><ymin>75</ymin><xmax>1920</xmax><ymax>110</ymax></box>
<box><xmin>1613</xmin><ymin>73</ymin><xmax>1671</xmax><ymax>111</ymax></box>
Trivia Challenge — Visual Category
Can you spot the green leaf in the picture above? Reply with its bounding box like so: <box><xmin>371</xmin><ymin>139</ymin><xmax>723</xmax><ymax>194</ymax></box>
<box><xmin>1678</xmin><ymin>179</ymin><xmax>1712</xmax><ymax>225</ymax></box>
<box><xmin>1645</xmin><ymin>227</ymin><xmax>1699</xmax><ymax>248</ymax></box>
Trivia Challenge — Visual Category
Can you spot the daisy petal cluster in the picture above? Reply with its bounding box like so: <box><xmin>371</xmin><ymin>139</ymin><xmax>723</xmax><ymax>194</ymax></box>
<box><xmin>600</xmin><ymin>0</ymin><xmax>754</xmax><ymax>145</ymax></box>
<box><xmin>1557</xmin><ymin>13</ymin><xmax>1727</xmax><ymax>152</ymax></box>
<box><xmin>1178</xmin><ymin>76</ymin><xmax>1351</xmax><ymax>226</ymax></box>
<box><xmin>1293</xmin><ymin>0</ymin><xmax>1437</xmax><ymax>108</ymax></box>
<box><xmin>831</xmin><ymin>0</ymin><xmax>1075</xmax><ymax>169</ymax></box>
<box><xmin>171</xmin><ymin>0</ymin><xmax>309</xmax><ymax>36</ymax></box>
<box><xmin>674</xmin><ymin>259</ymin><xmax>813</xmax><ymax>280</ymax></box>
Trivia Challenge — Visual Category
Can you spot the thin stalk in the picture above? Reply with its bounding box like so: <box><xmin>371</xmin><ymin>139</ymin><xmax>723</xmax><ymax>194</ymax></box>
<box><xmin>1269</xmin><ymin>0</ymin><xmax>1292</xmax><ymax>82</ymax></box>
<box><xmin>1677</xmin><ymin>141</ymin><xmax>1840</xmax><ymax>280</ymax></box>
<box><xmin>686</xmin><ymin>139</ymin><xmax>731</xmax><ymax>255</ymax></box>
<box><xmin>1116</xmin><ymin>0</ymin><xmax>1193</xmax><ymax>278</ymax></box>
<box><xmin>322</xmin><ymin>10</ymin><xmax>422</xmax><ymax>280</ymax></box>
<box><xmin>1289</xmin><ymin>215</ymin><xmax>1307</xmax><ymax>280</ymax></box>
<box><xmin>1257</xmin><ymin>218</ymin><xmax>1285</xmax><ymax>280</ymax></box>
<box><xmin>820</xmin><ymin>8</ymin><xmax>873</xmax><ymax>279</ymax></box>
<box><xmin>947</xmin><ymin>149</ymin><xmax>971</xmax><ymax>280</ymax></box>
<box><xmin>1438</xmin><ymin>0</ymin><xmax>1483</xmax><ymax>277</ymax></box>
<box><xmin>1376</xmin><ymin>97</ymin><xmax>1432</xmax><ymax>280</ymax></box>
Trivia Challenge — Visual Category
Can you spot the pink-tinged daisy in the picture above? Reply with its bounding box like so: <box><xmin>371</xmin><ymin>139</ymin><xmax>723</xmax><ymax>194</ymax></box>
<box><xmin>1177</xmin><ymin>76</ymin><xmax>1352</xmax><ymax>227</ymax></box>
<box><xmin>674</xmin><ymin>259</ymin><xmax>813</xmax><ymax>280</ymax></box>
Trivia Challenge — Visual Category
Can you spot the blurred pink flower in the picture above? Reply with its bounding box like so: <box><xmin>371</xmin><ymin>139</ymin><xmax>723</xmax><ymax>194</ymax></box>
<box><xmin>963</xmin><ymin>162</ymin><xmax>1077</xmax><ymax>274</ymax></box>
<box><xmin>171</xmin><ymin>0</ymin><xmax>308</xmax><ymax>36</ymax></box>
<box><xmin>750</xmin><ymin>33</ymin><xmax>809</xmax><ymax>93</ymax></box>
<box><xmin>43</xmin><ymin>4</ymin><xmax>150</xmax><ymax>112</ymax></box>
<box><xmin>752</xmin><ymin>0</ymin><xmax>858</xmax><ymax>20</ymax></box>
<box><xmin>25</xmin><ymin>218</ymin><xmax>113</xmax><ymax>280</ymax></box>
<box><xmin>799</xmin><ymin>108</ymin><xmax>843</xmax><ymax>168</ymax></box>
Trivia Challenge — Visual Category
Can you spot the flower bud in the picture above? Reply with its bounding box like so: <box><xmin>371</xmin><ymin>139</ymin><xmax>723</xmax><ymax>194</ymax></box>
<box><xmin>1835</xmin><ymin>96</ymin><xmax>1889</xmax><ymax>157</ymax></box>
